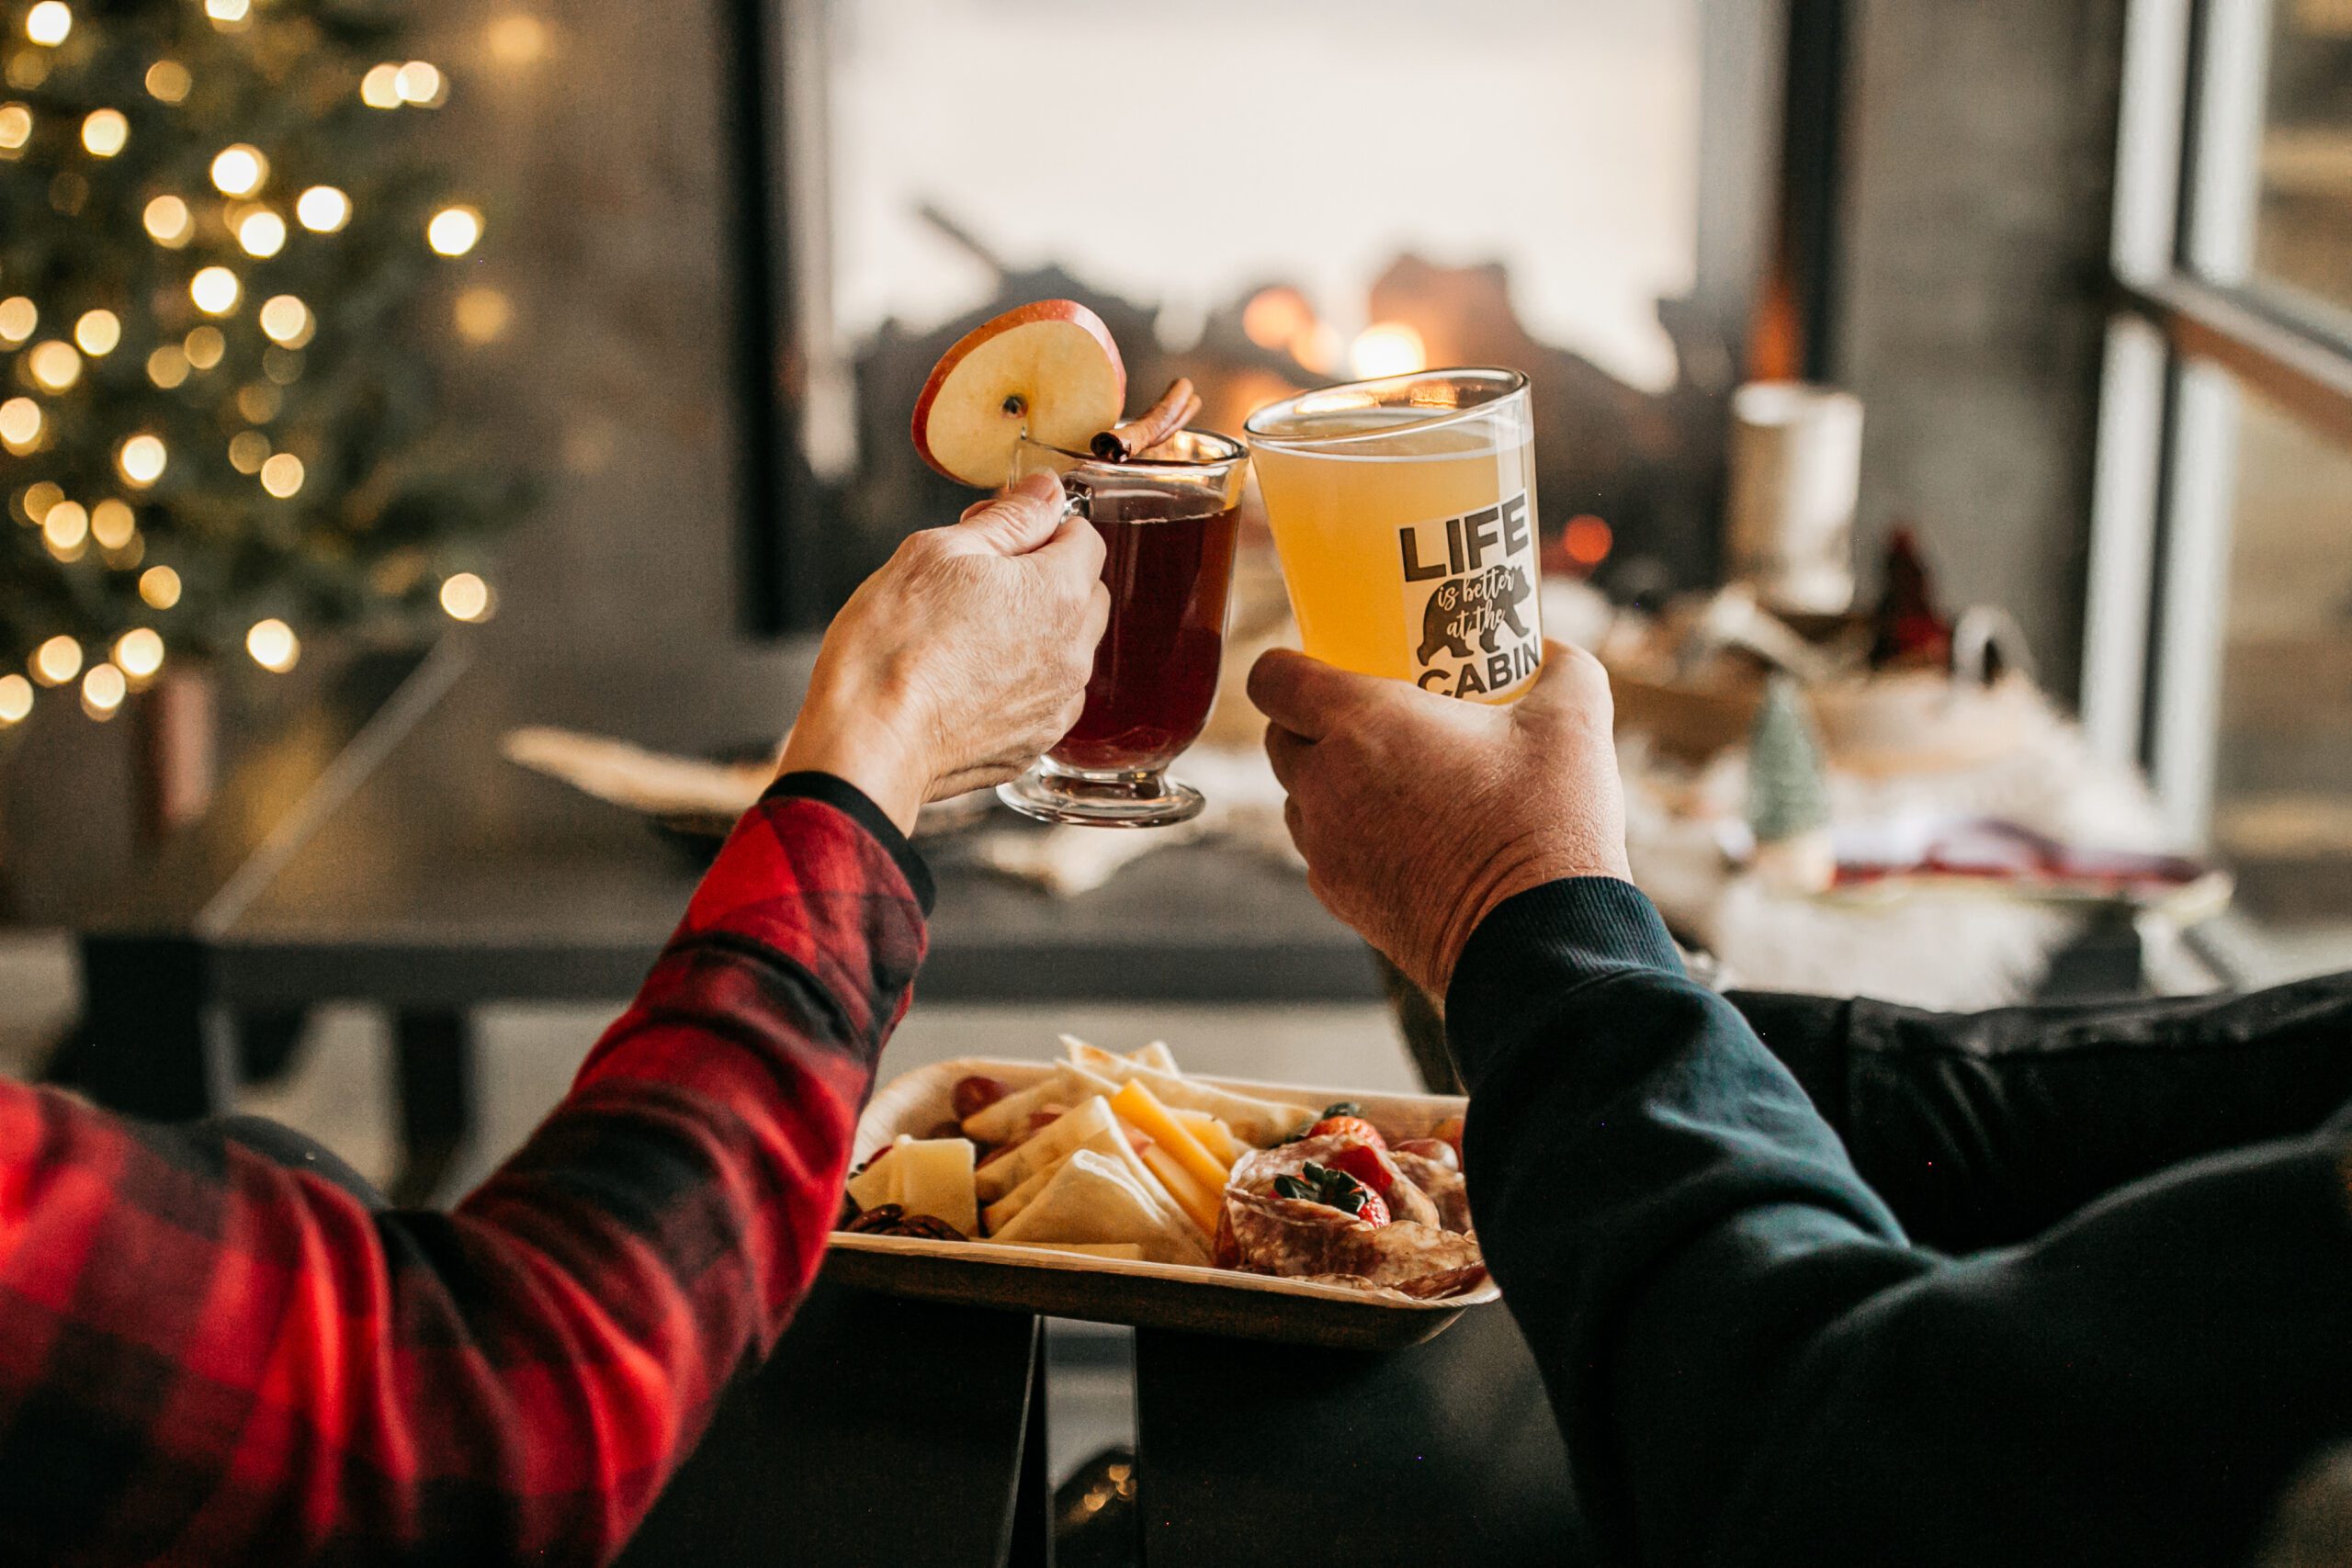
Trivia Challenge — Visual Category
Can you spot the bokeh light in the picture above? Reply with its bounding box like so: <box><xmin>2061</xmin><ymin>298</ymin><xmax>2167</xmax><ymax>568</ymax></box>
<box><xmin>183</xmin><ymin>325</ymin><xmax>224</xmax><ymax>368</ymax></box>
<box><xmin>440</xmin><ymin>572</ymin><xmax>492</xmax><ymax>621</ymax></box>
<box><xmin>0</xmin><ymin>297</ymin><xmax>36</xmax><ymax>342</ymax></box>
<box><xmin>486</xmin><ymin>15</ymin><xmax>549</xmax><ymax>65</ymax></box>
<box><xmin>81</xmin><ymin>661</ymin><xmax>125</xmax><ymax>716</ymax></box>
<box><xmin>80</xmin><ymin>107</ymin><xmax>127</xmax><ymax>156</ymax></box>
<box><xmin>295</xmin><ymin>185</ymin><xmax>350</xmax><ymax>232</ymax></box>
<box><xmin>32</xmin><ymin>634</ymin><xmax>81</xmax><ymax>685</ymax></box>
<box><xmin>427</xmin><ymin>206</ymin><xmax>482</xmax><ymax>256</ymax></box>
<box><xmin>0</xmin><ymin>103</ymin><xmax>29</xmax><ymax>151</ymax></box>
<box><xmin>147</xmin><ymin>345</ymin><xmax>189</xmax><ymax>388</ymax></box>
<box><xmin>245</xmin><ymin>618</ymin><xmax>299</xmax><ymax>671</ymax></box>
<box><xmin>25</xmin><ymin>3</ymin><xmax>72</xmax><ymax>47</ymax></box>
<box><xmin>0</xmin><ymin>397</ymin><xmax>40</xmax><ymax>453</ymax></box>
<box><xmin>145</xmin><ymin>61</ymin><xmax>191</xmax><ymax>103</ymax></box>
<box><xmin>143</xmin><ymin>194</ymin><xmax>193</xmax><ymax>247</ymax></box>
<box><xmin>360</xmin><ymin>63</ymin><xmax>402</xmax><ymax>109</ymax></box>
<box><xmin>209</xmin><ymin>143</ymin><xmax>266</xmax><ymax>196</ymax></box>
<box><xmin>259</xmin><ymin>294</ymin><xmax>311</xmax><ymax>346</ymax></box>
<box><xmin>190</xmin><ymin>265</ymin><xmax>241</xmax><ymax>315</ymax></box>
<box><xmin>139</xmin><ymin>565</ymin><xmax>181</xmax><ymax>608</ymax></box>
<box><xmin>237</xmin><ymin>209</ymin><xmax>287</xmax><ymax>257</ymax></box>
<box><xmin>74</xmin><ymin>308</ymin><xmax>119</xmax><ymax>355</ymax></box>
<box><xmin>453</xmin><ymin>287</ymin><xmax>511</xmax><ymax>344</ymax></box>
<box><xmin>118</xmin><ymin>433</ymin><xmax>167</xmax><ymax>487</ymax></box>
<box><xmin>114</xmin><ymin>627</ymin><xmax>163</xmax><ymax>679</ymax></box>
<box><xmin>90</xmin><ymin>498</ymin><xmax>134</xmax><ymax>549</ymax></box>
<box><xmin>28</xmin><ymin>340</ymin><xmax>81</xmax><ymax>390</ymax></box>
<box><xmin>41</xmin><ymin>499</ymin><xmax>86</xmax><ymax>553</ymax></box>
<box><xmin>0</xmin><ymin>674</ymin><xmax>31</xmax><ymax>723</ymax></box>
<box><xmin>1242</xmin><ymin>288</ymin><xmax>1313</xmax><ymax>352</ymax></box>
<box><xmin>395</xmin><ymin>62</ymin><xmax>443</xmax><ymax>105</ymax></box>
<box><xmin>228</xmin><ymin>430</ymin><xmax>270</xmax><ymax>472</ymax></box>
<box><xmin>205</xmin><ymin>0</ymin><xmax>250</xmax><ymax>22</ymax></box>
<box><xmin>1348</xmin><ymin>321</ymin><xmax>1429</xmax><ymax>379</ymax></box>
<box><xmin>1562</xmin><ymin>513</ymin><xmax>1615</xmax><ymax>567</ymax></box>
<box><xmin>259</xmin><ymin>452</ymin><xmax>304</xmax><ymax>497</ymax></box>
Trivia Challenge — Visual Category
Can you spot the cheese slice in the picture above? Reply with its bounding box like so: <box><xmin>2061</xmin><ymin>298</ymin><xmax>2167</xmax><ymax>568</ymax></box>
<box><xmin>989</xmin><ymin>1149</ymin><xmax>1205</xmax><ymax>1264</ymax></box>
<box><xmin>977</xmin><ymin>1096</ymin><xmax>1126</xmax><ymax>1204</ymax></box>
<box><xmin>1136</xmin><ymin>1141</ymin><xmax>1221</xmax><ymax>1236</ymax></box>
<box><xmin>983</xmin><ymin>1112</ymin><xmax>1169</xmax><ymax>1235</ymax></box>
<box><xmin>1172</xmin><ymin>1111</ymin><xmax>1240</xmax><ymax>1167</ymax></box>
<box><xmin>961</xmin><ymin>1064</ymin><xmax>1120</xmax><ymax>1146</ymax></box>
<box><xmin>1109</xmin><ymin>1080</ymin><xmax>1230</xmax><ymax>1195</ymax></box>
<box><xmin>1061</xmin><ymin>1040</ymin><xmax>1314</xmax><ymax>1146</ymax></box>
<box><xmin>890</xmin><ymin>1136</ymin><xmax>978</xmax><ymax>1237</ymax></box>
<box><xmin>843</xmin><ymin>1141</ymin><xmax>902</xmax><ymax>1213</ymax></box>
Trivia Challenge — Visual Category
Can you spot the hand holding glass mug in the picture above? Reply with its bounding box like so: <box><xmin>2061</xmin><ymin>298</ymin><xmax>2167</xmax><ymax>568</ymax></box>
<box><xmin>778</xmin><ymin>473</ymin><xmax>1110</xmax><ymax>834</ymax></box>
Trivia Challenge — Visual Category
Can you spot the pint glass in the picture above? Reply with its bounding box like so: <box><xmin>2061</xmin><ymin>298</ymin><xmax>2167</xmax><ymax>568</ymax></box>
<box><xmin>1246</xmin><ymin>369</ymin><xmax>1543</xmax><ymax>702</ymax></box>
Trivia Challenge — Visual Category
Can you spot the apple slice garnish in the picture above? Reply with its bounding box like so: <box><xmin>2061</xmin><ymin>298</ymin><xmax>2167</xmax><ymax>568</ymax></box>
<box><xmin>911</xmin><ymin>300</ymin><xmax>1126</xmax><ymax>487</ymax></box>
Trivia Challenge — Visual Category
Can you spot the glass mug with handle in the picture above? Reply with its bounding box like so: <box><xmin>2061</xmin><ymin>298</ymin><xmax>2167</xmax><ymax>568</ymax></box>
<box><xmin>1246</xmin><ymin>368</ymin><xmax>1544</xmax><ymax>702</ymax></box>
<box><xmin>997</xmin><ymin>429</ymin><xmax>1249</xmax><ymax>828</ymax></box>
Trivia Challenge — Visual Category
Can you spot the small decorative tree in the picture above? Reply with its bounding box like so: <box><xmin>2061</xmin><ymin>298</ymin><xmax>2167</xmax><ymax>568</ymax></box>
<box><xmin>1746</xmin><ymin>672</ymin><xmax>1836</xmax><ymax>893</ymax></box>
<box><xmin>0</xmin><ymin>0</ymin><xmax>526</xmax><ymax>725</ymax></box>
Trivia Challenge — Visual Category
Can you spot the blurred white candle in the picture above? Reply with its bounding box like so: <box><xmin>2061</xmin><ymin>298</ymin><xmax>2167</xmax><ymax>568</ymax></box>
<box><xmin>1725</xmin><ymin>381</ymin><xmax>1864</xmax><ymax>615</ymax></box>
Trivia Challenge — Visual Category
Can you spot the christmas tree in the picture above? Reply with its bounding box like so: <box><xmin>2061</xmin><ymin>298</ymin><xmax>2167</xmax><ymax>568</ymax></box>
<box><xmin>1746</xmin><ymin>672</ymin><xmax>1836</xmax><ymax>894</ymax></box>
<box><xmin>1746</xmin><ymin>673</ymin><xmax>1831</xmax><ymax>843</ymax></box>
<box><xmin>0</xmin><ymin>0</ymin><xmax>526</xmax><ymax>724</ymax></box>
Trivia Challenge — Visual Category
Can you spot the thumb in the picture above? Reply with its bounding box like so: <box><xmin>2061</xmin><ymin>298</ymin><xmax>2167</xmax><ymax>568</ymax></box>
<box><xmin>1517</xmin><ymin>640</ymin><xmax>1614</xmax><ymax>722</ymax></box>
<box><xmin>952</xmin><ymin>472</ymin><xmax>1069</xmax><ymax>556</ymax></box>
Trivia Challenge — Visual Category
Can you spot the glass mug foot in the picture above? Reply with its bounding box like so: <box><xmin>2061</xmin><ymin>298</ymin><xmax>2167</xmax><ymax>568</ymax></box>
<box><xmin>997</xmin><ymin>766</ymin><xmax>1205</xmax><ymax>828</ymax></box>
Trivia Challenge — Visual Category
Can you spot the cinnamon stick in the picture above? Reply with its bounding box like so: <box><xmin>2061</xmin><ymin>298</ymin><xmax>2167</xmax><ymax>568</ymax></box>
<box><xmin>1092</xmin><ymin>378</ymin><xmax>1202</xmax><ymax>461</ymax></box>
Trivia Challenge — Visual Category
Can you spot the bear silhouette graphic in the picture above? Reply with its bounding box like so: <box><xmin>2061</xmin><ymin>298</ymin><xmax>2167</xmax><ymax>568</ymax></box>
<box><xmin>1416</xmin><ymin>564</ymin><xmax>1534</xmax><ymax>667</ymax></box>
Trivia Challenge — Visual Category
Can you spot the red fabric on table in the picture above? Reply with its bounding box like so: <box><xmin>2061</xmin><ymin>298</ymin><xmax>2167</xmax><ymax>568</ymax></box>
<box><xmin>0</xmin><ymin>789</ymin><xmax>926</xmax><ymax>1564</ymax></box>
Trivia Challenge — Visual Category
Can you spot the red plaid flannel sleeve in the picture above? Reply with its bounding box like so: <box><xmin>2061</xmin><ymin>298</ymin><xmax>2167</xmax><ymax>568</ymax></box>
<box><xmin>0</xmin><ymin>782</ymin><xmax>928</xmax><ymax>1564</ymax></box>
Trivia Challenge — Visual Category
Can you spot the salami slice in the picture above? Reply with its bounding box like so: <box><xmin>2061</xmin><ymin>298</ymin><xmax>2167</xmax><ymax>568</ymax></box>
<box><xmin>1225</xmin><ymin>1188</ymin><xmax>1374</xmax><ymax>1279</ymax></box>
<box><xmin>1389</xmin><ymin>1149</ymin><xmax>1473</xmax><ymax>1235</ymax></box>
<box><xmin>1222</xmin><ymin>1182</ymin><xmax>1486</xmax><ymax>1300</ymax></box>
<box><xmin>1385</xmin><ymin>1173</ymin><xmax>1442</xmax><ymax>1230</ymax></box>
<box><xmin>1329</xmin><ymin>1220</ymin><xmax>1483</xmax><ymax>1292</ymax></box>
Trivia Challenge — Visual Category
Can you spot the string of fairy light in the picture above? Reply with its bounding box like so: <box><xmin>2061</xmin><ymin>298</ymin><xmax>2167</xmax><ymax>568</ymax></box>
<box><xmin>0</xmin><ymin>0</ymin><xmax>522</xmax><ymax>727</ymax></box>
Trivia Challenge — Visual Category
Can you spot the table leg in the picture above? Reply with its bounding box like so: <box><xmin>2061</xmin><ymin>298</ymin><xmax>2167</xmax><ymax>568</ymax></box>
<box><xmin>1135</xmin><ymin>1306</ymin><xmax>1585</xmax><ymax>1565</ymax></box>
<box><xmin>1004</xmin><ymin>1335</ymin><xmax>1054</xmax><ymax>1568</ymax></box>
<box><xmin>69</xmin><ymin>934</ymin><xmax>235</xmax><ymax>1122</ymax></box>
<box><xmin>389</xmin><ymin>1010</ymin><xmax>476</xmax><ymax>1207</ymax></box>
<box><xmin>232</xmin><ymin>1007</ymin><xmax>311</xmax><ymax>1086</ymax></box>
<box><xmin>618</xmin><ymin>1280</ymin><xmax>1041</xmax><ymax>1566</ymax></box>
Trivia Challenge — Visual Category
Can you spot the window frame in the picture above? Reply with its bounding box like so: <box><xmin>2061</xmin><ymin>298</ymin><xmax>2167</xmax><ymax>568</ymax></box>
<box><xmin>2087</xmin><ymin>0</ymin><xmax>2352</xmax><ymax>846</ymax></box>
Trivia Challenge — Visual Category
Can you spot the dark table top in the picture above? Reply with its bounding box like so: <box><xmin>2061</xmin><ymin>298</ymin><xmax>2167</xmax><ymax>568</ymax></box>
<box><xmin>78</xmin><ymin>634</ymin><xmax>1378</xmax><ymax>1008</ymax></box>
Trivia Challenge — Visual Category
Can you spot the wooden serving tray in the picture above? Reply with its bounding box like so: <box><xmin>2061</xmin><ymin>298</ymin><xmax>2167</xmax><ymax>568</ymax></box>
<box><xmin>822</xmin><ymin>1057</ymin><xmax>1498</xmax><ymax>1350</ymax></box>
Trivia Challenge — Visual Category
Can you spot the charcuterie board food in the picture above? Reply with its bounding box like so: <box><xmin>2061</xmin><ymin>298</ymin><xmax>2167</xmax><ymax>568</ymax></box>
<box><xmin>825</xmin><ymin>1039</ymin><xmax>1498</xmax><ymax>1349</ymax></box>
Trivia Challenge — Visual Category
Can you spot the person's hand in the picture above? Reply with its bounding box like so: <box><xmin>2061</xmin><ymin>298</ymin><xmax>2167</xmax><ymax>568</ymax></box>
<box><xmin>779</xmin><ymin>472</ymin><xmax>1109</xmax><ymax>832</ymax></box>
<box><xmin>1250</xmin><ymin>641</ymin><xmax>1631</xmax><ymax>996</ymax></box>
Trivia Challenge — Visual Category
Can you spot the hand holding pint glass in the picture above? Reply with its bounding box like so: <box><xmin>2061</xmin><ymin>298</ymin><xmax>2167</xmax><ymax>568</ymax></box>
<box><xmin>1246</xmin><ymin>369</ymin><xmax>1544</xmax><ymax>702</ymax></box>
